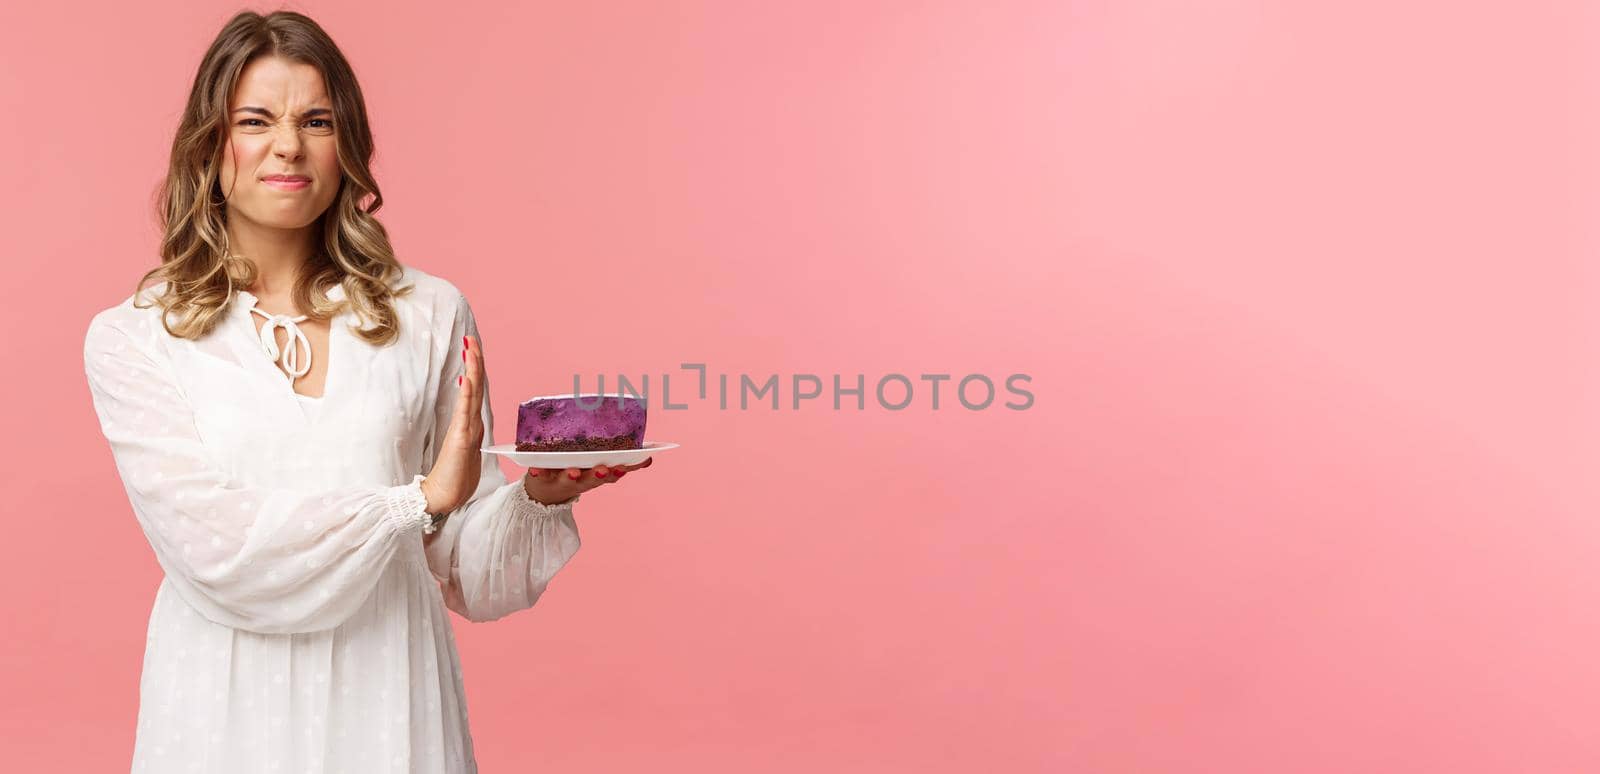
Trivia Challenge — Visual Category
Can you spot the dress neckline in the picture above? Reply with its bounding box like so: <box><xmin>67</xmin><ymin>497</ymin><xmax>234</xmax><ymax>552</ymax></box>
<box><xmin>233</xmin><ymin>285</ymin><xmax>346</xmax><ymax>423</ymax></box>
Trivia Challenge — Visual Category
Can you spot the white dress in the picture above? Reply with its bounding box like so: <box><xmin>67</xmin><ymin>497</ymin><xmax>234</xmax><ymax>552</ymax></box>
<box><xmin>82</xmin><ymin>264</ymin><xmax>583</xmax><ymax>773</ymax></box>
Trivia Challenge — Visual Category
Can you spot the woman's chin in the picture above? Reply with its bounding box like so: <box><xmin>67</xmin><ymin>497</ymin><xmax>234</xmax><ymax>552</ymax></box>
<box><xmin>235</xmin><ymin>208</ymin><xmax>327</xmax><ymax>231</ymax></box>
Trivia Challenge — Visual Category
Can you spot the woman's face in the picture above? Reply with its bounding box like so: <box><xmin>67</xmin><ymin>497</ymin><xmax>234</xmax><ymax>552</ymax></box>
<box><xmin>217</xmin><ymin>56</ymin><xmax>341</xmax><ymax>230</ymax></box>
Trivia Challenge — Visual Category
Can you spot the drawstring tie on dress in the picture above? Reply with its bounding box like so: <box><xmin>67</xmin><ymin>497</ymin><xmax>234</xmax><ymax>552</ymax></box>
<box><xmin>250</xmin><ymin>306</ymin><xmax>312</xmax><ymax>381</ymax></box>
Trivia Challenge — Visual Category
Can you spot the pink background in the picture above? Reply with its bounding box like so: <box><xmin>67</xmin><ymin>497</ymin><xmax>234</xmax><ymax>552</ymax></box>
<box><xmin>6</xmin><ymin>1</ymin><xmax>1600</xmax><ymax>771</ymax></box>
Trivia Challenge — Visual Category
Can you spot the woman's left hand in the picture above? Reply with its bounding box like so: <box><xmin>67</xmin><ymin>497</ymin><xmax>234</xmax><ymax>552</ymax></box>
<box><xmin>523</xmin><ymin>456</ymin><xmax>653</xmax><ymax>505</ymax></box>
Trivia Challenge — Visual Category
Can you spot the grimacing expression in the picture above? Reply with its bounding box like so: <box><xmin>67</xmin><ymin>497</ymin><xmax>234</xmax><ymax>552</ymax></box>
<box><xmin>217</xmin><ymin>56</ymin><xmax>342</xmax><ymax>229</ymax></box>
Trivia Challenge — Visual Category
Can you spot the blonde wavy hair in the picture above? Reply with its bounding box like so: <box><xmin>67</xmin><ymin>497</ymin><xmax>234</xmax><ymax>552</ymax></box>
<box><xmin>133</xmin><ymin>9</ymin><xmax>412</xmax><ymax>345</ymax></box>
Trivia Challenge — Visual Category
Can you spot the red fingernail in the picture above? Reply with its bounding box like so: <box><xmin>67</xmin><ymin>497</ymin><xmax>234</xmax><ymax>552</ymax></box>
<box><xmin>568</xmin><ymin>470</ymin><xmax>580</xmax><ymax>480</ymax></box>
<box><xmin>457</xmin><ymin>375</ymin><xmax>462</xmax><ymax>386</ymax></box>
<box><xmin>462</xmin><ymin>349</ymin><xmax>466</xmax><ymax>363</ymax></box>
<box><xmin>463</xmin><ymin>336</ymin><xmax>469</xmax><ymax>350</ymax></box>
<box><xmin>596</xmin><ymin>469</ymin><xmax>608</xmax><ymax>478</ymax></box>
<box><xmin>614</xmin><ymin>470</ymin><xmax>626</xmax><ymax>479</ymax></box>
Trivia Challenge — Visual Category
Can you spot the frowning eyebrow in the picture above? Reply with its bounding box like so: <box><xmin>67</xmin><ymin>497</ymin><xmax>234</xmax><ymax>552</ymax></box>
<box><xmin>231</xmin><ymin>106</ymin><xmax>333</xmax><ymax>119</ymax></box>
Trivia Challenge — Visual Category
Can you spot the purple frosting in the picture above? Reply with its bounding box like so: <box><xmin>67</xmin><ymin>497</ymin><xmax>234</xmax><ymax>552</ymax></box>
<box><xmin>516</xmin><ymin>394</ymin><xmax>647</xmax><ymax>448</ymax></box>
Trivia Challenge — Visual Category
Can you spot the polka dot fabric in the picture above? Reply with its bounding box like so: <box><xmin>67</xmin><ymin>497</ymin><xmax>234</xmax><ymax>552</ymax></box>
<box><xmin>84</xmin><ymin>265</ymin><xmax>583</xmax><ymax>772</ymax></box>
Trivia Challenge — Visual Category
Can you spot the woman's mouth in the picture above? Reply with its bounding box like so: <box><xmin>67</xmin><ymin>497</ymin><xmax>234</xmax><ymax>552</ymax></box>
<box><xmin>262</xmin><ymin>175</ymin><xmax>311</xmax><ymax>192</ymax></box>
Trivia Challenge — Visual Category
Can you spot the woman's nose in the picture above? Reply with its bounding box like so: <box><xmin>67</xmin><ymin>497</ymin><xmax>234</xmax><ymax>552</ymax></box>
<box><xmin>270</xmin><ymin>125</ymin><xmax>304</xmax><ymax>157</ymax></box>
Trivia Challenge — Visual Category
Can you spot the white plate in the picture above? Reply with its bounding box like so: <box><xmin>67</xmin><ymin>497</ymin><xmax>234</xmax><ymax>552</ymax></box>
<box><xmin>483</xmin><ymin>441</ymin><xmax>678</xmax><ymax>469</ymax></box>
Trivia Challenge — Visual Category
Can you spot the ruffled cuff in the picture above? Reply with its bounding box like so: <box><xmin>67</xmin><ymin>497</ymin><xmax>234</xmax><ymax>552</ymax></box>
<box><xmin>383</xmin><ymin>475</ymin><xmax>436</xmax><ymax>535</ymax></box>
<box><xmin>511</xmin><ymin>484</ymin><xmax>580</xmax><ymax>519</ymax></box>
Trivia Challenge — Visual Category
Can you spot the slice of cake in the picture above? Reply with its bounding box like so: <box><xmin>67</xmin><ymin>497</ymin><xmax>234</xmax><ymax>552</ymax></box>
<box><xmin>515</xmin><ymin>393</ymin><xmax>647</xmax><ymax>452</ymax></box>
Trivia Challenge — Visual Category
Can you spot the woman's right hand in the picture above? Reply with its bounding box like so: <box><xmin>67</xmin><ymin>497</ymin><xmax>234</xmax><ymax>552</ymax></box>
<box><xmin>419</xmin><ymin>335</ymin><xmax>485</xmax><ymax>514</ymax></box>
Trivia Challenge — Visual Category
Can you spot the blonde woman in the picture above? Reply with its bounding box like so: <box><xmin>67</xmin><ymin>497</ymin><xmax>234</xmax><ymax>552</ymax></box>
<box><xmin>82</xmin><ymin>11</ymin><xmax>648</xmax><ymax>772</ymax></box>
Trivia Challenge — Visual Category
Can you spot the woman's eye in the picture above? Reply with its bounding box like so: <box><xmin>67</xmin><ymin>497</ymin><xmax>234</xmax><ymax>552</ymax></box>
<box><xmin>235</xmin><ymin>118</ymin><xmax>335</xmax><ymax>129</ymax></box>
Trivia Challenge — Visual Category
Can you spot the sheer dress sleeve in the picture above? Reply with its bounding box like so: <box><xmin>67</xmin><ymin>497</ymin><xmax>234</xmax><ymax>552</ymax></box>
<box><xmin>419</xmin><ymin>292</ymin><xmax>583</xmax><ymax>622</ymax></box>
<box><xmin>84</xmin><ymin>308</ymin><xmax>435</xmax><ymax>635</ymax></box>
